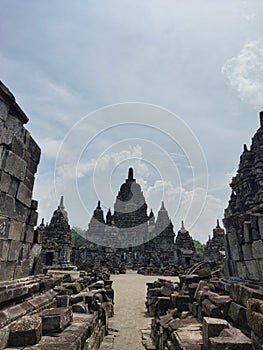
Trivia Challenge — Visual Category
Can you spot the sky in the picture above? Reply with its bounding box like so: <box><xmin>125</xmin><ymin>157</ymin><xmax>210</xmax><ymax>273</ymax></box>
<box><xmin>1</xmin><ymin>0</ymin><xmax>263</xmax><ymax>243</ymax></box>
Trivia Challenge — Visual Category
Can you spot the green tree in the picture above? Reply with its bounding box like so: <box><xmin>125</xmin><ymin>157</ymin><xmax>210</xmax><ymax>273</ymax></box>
<box><xmin>71</xmin><ymin>227</ymin><xmax>87</xmax><ymax>248</ymax></box>
<box><xmin>194</xmin><ymin>239</ymin><xmax>205</xmax><ymax>258</ymax></box>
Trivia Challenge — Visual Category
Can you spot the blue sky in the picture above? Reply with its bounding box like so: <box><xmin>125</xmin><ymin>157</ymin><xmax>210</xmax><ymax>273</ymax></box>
<box><xmin>1</xmin><ymin>0</ymin><xmax>263</xmax><ymax>242</ymax></box>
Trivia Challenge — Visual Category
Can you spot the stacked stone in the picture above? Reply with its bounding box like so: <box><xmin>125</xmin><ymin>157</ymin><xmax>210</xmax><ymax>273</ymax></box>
<box><xmin>174</xmin><ymin>221</ymin><xmax>196</xmax><ymax>266</ymax></box>
<box><xmin>224</xmin><ymin>111</ymin><xmax>263</xmax><ymax>281</ymax></box>
<box><xmin>41</xmin><ymin>197</ymin><xmax>72</xmax><ymax>269</ymax></box>
<box><xmin>0</xmin><ymin>81</ymin><xmax>41</xmax><ymax>280</ymax></box>
<box><xmin>204</xmin><ymin>220</ymin><xmax>225</xmax><ymax>263</ymax></box>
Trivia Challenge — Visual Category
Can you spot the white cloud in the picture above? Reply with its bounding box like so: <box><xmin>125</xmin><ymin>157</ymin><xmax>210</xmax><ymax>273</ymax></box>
<box><xmin>222</xmin><ymin>41</ymin><xmax>263</xmax><ymax>107</ymax></box>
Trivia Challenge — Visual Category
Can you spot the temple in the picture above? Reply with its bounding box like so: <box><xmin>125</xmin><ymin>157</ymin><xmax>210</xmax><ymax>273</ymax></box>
<box><xmin>77</xmin><ymin>168</ymin><xmax>197</xmax><ymax>271</ymax></box>
<box><xmin>224</xmin><ymin>112</ymin><xmax>263</xmax><ymax>281</ymax></box>
<box><xmin>203</xmin><ymin>219</ymin><xmax>225</xmax><ymax>263</ymax></box>
<box><xmin>41</xmin><ymin>196</ymin><xmax>73</xmax><ymax>269</ymax></box>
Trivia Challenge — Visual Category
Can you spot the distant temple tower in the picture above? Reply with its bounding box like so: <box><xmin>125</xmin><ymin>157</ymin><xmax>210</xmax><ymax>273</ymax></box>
<box><xmin>41</xmin><ymin>196</ymin><xmax>73</xmax><ymax>269</ymax></box>
<box><xmin>224</xmin><ymin>112</ymin><xmax>263</xmax><ymax>281</ymax></box>
<box><xmin>175</xmin><ymin>221</ymin><xmax>196</xmax><ymax>266</ymax></box>
<box><xmin>204</xmin><ymin>220</ymin><xmax>225</xmax><ymax>263</ymax></box>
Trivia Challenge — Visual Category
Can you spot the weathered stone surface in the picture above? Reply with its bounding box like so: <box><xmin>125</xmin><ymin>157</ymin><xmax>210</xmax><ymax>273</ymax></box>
<box><xmin>17</xmin><ymin>182</ymin><xmax>32</xmax><ymax>207</ymax></box>
<box><xmin>202</xmin><ymin>317</ymin><xmax>228</xmax><ymax>350</ymax></box>
<box><xmin>210</xmin><ymin>326</ymin><xmax>252</xmax><ymax>350</ymax></box>
<box><xmin>0</xmin><ymin>192</ymin><xmax>15</xmax><ymax>218</ymax></box>
<box><xmin>9</xmin><ymin>221</ymin><xmax>24</xmax><ymax>241</ymax></box>
<box><xmin>173</xmin><ymin>325</ymin><xmax>203</xmax><ymax>349</ymax></box>
<box><xmin>228</xmin><ymin>301</ymin><xmax>247</xmax><ymax>327</ymax></box>
<box><xmin>0</xmin><ymin>239</ymin><xmax>10</xmax><ymax>262</ymax></box>
<box><xmin>247</xmin><ymin>298</ymin><xmax>263</xmax><ymax>338</ymax></box>
<box><xmin>8</xmin><ymin>240</ymin><xmax>22</xmax><ymax>261</ymax></box>
<box><xmin>0</xmin><ymin>171</ymin><xmax>11</xmax><ymax>193</ymax></box>
<box><xmin>5</xmin><ymin>150</ymin><xmax>26</xmax><ymax>181</ymax></box>
<box><xmin>0</xmin><ymin>216</ymin><xmax>10</xmax><ymax>239</ymax></box>
<box><xmin>39</xmin><ymin>307</ymin><xmax>73</xmax><ymax>333</ymax></box>
<box><xmin>252</xmin><ymin>240</ymin><xmax>263</xmax><ymax>259</ymax></box>
<box><xmin>72</xmin><ymin>303</ymin><xmax>88</xmax><ymax>313</ymax></box>
<box><xmin>9</xmin><ymin>315</ymin><xmax>42</xmax><ymax>346</ymax></box>
<box><xmin>24</xmin><ymin>225</ymin><xmax>34</xmax><ymax>243</ymax></box>
<box><xmin>0</xmin><ymin>327</ymin><xmax>9</xmax><ymax>349</ymax></box>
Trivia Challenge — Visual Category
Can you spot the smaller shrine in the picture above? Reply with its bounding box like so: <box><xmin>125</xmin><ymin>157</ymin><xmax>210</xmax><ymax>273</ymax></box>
<box><xmin>204</xmin><ymin>219</ymin><xmax>225</xmax><ymax>263</ymax></box>
<box><xmin>41</xmin><ymin>196</ymin><xmax>73</xmax><ymax>269</ymax></box>
<box><xmin>174</xmin><ymin>221</ymin><xmax>196</xmax><ymax>266</ymax></box>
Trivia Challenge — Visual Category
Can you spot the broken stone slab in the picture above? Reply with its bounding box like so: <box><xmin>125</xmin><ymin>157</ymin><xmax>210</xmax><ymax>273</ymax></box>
<box><xmin>228</xmin><ymin>301</ymin><xmax>248</xmax><ymax>328</ymax></box>
<box><xmin>72</xmin><ymin>303</ymin><xmax>88</xmax><ymax>313</ymax></box>
<box><xmin>202</xmin><ymin>317</ymin><xmax>229</xmax><ymax>349</ymax></box>
<box><xmin>9</xmin><ymin>315</ymin><xmax>42</xmax><ymax>347</ymax></box>
<box><xmin>39</xmin><ymin>307</ymin><xmax>73</xmax><ymax>334</ymax></box>
<box><xmin>172</xmin><ymin>325</ymin><xmax>203</xmax><ymax>350</ymax></box>
<box><xmin>209</xmin><ymin>326</ymin><xmax>252</xmax><ymax>350</ymax></box>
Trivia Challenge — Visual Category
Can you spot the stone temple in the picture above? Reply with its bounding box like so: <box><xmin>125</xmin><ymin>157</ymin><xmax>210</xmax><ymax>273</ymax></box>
<box><xmin>41</xmin><ymin>196</ymin><xmax>73</xmax><ymax>270</ymax></box>
<box><xmin>224</xmin><ymin>112</ymin><xmax>263</xmax><ymax>281</ymax></box>
<box><xmin>76</xmin><ymin>168</ymin><xmax>198</xmax><ymax>270</ymax></box>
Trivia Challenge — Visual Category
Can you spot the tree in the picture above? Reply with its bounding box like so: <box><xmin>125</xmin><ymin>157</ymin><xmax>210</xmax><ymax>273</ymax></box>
<box><xmin>71</xmin><ymin>227</ymin><xmax>87</xmax><ymax>248</ymax></box>
<box><xmin>194</xmin><ymin>239</ymin><xmax>205</xmax><ymax>258</ymax></box>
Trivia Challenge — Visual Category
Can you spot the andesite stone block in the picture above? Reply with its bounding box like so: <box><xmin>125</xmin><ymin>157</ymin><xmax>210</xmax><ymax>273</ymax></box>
<box><xmin>17</xmin><ymin>182</ymin><xmax>32</xmax><ymax>207</ymax></box>
<box><xmin>5</xmin><ymin>150</ymin><xmax>26</xmax><ymax>181</ymax></box>
<box><xmin>39</xmin><ymin>307</ymin><xmax>73</xmax><ymax>333</ymax></box>
<box><xmin>0</xmin><ymin>217</ymin><xmax>10</xmax><ymax>239</ymax></box>
<box><xmin>9</xmin><ymin>221</ymin><xmax>24</xmax><ymax>241</ymax></box>
<box><xmin>0</xmin><ymin>192</ymin><xmax>15</xmax><ymax>218</ymax></box>
<box><xmin>8</xmin><ymin>240</ymin><xmax>22</xmax><ymax>261</ymax></box>
<box><xmin>9</xmin><ymin>315</ymin><xmax>42</xmax><ymax>346</ymax></box>
<box><xmin>0</xmin><ymin>171</ymin><xmax>11</xmax><ymax>193</ymax></box>
<box><xmin>251</xmin><ymin>240</ymin><xmax>263</xmax><ymax>259</ymax></box>
<box><xmin>202</xmin><ymin>317</ymin><xmax>228</xmax><ymax>349</ymax></box>
<box><xmin>0</xmin><ymin>240</ymin><xmax>10</xmax><ymax>261</ymax></box>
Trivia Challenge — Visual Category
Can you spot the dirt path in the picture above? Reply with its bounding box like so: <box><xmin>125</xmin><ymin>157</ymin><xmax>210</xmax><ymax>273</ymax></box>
<box><xmin>108</xmin><ymin>270</ymin><xmax>178</xmax><ymax>350</ymax></box>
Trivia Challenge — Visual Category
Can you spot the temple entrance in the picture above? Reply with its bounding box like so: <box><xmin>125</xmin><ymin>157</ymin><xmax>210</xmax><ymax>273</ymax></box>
<box><xmin>46</xmin><ymin>252</ymin><xmax>54</xmax><ymax>265</ymax></box>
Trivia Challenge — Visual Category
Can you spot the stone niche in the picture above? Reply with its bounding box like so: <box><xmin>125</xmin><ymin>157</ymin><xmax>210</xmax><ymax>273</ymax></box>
<box><xmin>0</xmin><ymin>81</ymin><xmax>42</xmax><ymax>280</ymax></box>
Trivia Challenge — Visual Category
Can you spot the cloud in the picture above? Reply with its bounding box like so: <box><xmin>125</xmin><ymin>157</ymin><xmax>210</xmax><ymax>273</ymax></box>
<box><xmin>222</xmin><ymin>41</ymin><xmax>263</xmax><ymax>107</ymax></box>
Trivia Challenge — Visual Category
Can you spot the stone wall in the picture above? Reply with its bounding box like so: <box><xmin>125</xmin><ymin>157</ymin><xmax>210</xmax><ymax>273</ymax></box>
<box><xmin>0</xmin><ymin>81</ymin><xmax>41</xmax><ymax>280</ymax></box>
<box><xmin>224</xmin><ymin>112</ymin><xmax>263</xmax><ymax>282</ymax></box>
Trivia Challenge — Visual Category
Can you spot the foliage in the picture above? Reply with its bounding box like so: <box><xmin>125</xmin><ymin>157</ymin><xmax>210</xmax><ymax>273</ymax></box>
<box><xmin>194</xmin><ymin>239</ymin><xmax>205</xmax><ymax>258</ymax></box>
<box><xmin>71</xmin><ymin>227</ymin><xmax>87</xmax><ymax>248</ymax></box>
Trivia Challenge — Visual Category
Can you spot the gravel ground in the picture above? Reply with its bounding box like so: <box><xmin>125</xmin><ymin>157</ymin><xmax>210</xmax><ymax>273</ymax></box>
<box><xmin>108</xmin><ymin>270</ymin><xmax>179</xmax><ymax>350</ymax></box>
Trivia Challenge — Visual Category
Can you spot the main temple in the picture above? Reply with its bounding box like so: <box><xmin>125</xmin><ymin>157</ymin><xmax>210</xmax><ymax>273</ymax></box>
<box><xmin>80</xmin><ymin>168</ymin><xmax>197</xmax><ymax>270</ymax></box>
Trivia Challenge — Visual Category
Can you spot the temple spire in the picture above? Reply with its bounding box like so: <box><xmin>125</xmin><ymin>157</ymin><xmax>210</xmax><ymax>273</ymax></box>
<box><xmin>97</xmin><ymin>200</ymin><xmax>101</xmax><ymax>209</ymax></box>
<box><xmin>243</xmin><ymin>144</ymin><xmax>248</xmax><ymax>152</ymax></box>
<box><xmin>181</xmin><ymin>220</ymin><xmax>185</xmax><ymax>229</ymax></box>
<box><xmin>128</xmin><ymin>167</ymin><xmax>134</xmax><ymax>181</ymax></box>
<box><xmin>260</xmin><ymin>111</ymin><xmax>263</xmax><ymax>128</ymax></box>
<box><xmin>59</xmin><ymin>196</ymin><xmax>64</xmax><ymax>209</ymax></box>
<box><xmin>161</xmin><ymin>201</ymin><xmax>165</xmax><ymax>209</ymax></box>
<box><xmin>216</xmin><ymin>219</ymin><xmax>220</xmax><ymax>228</ymax></box>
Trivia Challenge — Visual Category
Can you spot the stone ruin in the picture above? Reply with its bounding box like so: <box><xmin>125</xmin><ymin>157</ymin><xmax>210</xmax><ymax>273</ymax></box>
<box><xmin>0</xmin><ymin>82</ymin><xmax>114</xmax><ymax>350</ymax></box>
<box><xmin>0</xmin><ymin>81</ymin><xmax>42</xmax><ymax>280</ymax></box>
<box><xmin>40</xmin><ymin>196</ymin><xmax>73</xmax><ymax>270</ymax></box>
<box><xmin>203</xmin><ymin>220</ymin><xmax>225</xmax><ymax>264</ymax></box>
<box><xmin>142</xmin><ymin>111</ymin><xmax>263</xmax><ymax>350</ymax></box>
<box><xmin>224</xmin><ymin>112</ymin><xmax>263</xmax><ymax>281</ymax></box>
<box><xmin>73</xmin><ymin>169</ymin><xmax>198</xmax><ymax>275</ymax></box>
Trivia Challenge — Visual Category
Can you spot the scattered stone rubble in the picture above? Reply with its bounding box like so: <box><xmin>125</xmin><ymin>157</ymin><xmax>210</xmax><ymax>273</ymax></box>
<box><xmin>0</xmin><ymin>271</ymin><xmax>114</xmax><ymax>349</ymax></box>
<box><xmin>144</xmin><ymin>274</ymin><xmax>263</xmax><ymax>349</ymax></box>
